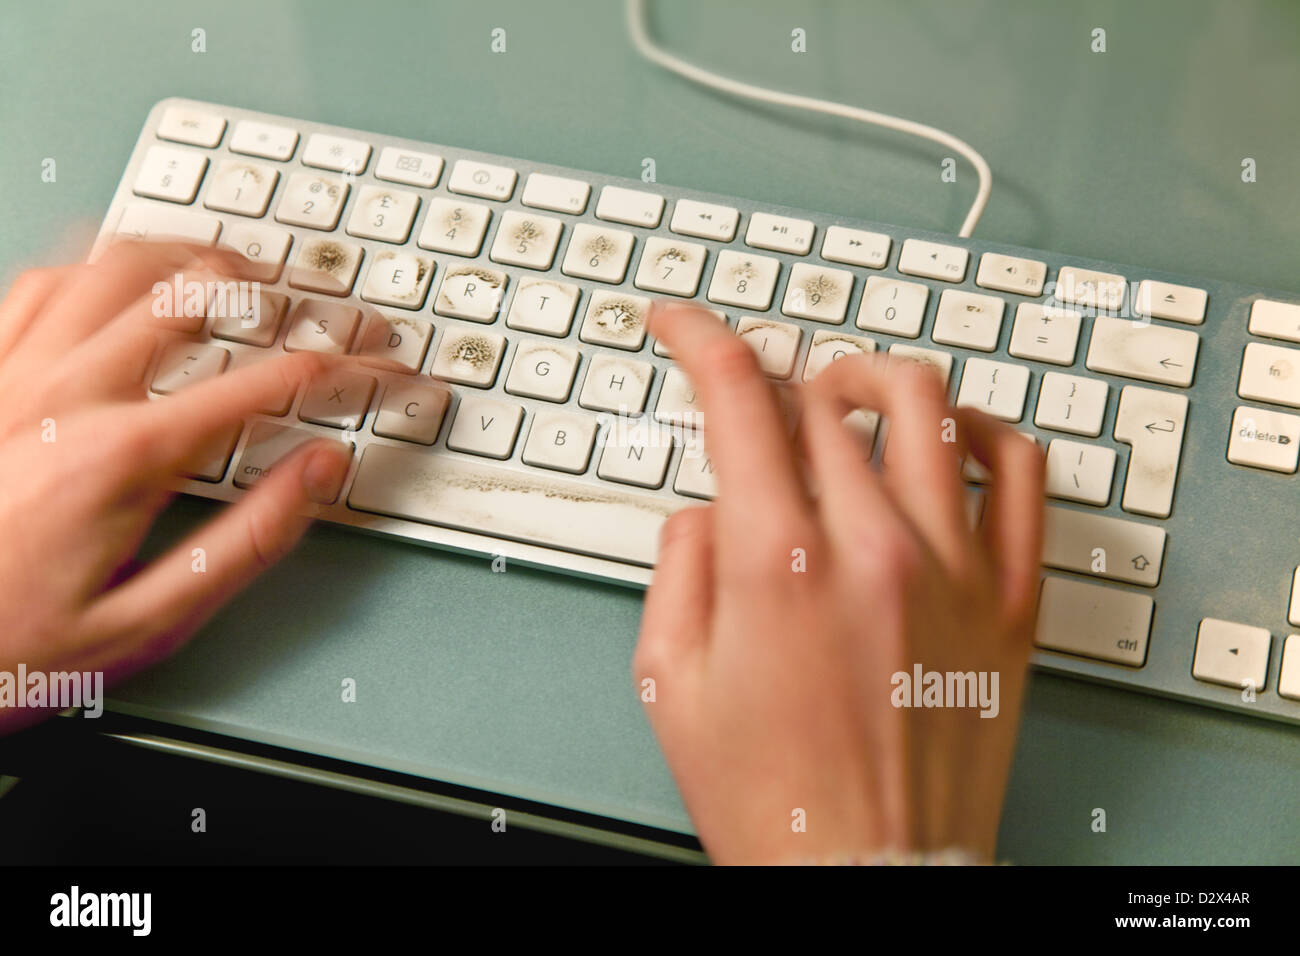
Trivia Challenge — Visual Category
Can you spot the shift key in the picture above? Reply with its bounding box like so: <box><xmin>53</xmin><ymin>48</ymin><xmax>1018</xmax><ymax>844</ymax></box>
<box><xmin>1042</xmin><ymin>506</ymin><xmax>1167</xmax><ymax>587</ymax></box>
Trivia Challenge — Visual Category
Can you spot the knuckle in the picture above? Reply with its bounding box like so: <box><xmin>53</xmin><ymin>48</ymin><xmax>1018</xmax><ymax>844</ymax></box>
<box><xmin>697</xmin><ymin>336</ymin><xmax>761</xmax><ymax>389</ymax></box>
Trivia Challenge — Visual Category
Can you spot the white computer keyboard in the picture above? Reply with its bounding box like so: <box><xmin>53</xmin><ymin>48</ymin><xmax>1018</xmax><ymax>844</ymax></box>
<box><xmin>94</xmin><ymin>99</ymin><xmax>1300</xmax><ymax>724</ymax></box>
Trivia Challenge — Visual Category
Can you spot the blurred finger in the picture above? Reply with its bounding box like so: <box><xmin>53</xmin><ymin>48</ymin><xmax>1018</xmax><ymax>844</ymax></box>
<box><xmin>78</xmin><ymin>439</ymin><xmax>351</xmax><ymax>674</ymax></box>
<box><xmin>0</xmin><ymin>266</ymin><xmax>79</xmax><ymax>359</ymax></box>
<box><xmin>956</xmin><ymin>407</ymin><xmax>1046</xmax><ymax>624</ymax></box>
<box><xmin>639</xmin><ymin>507</ymin><xmax>715</xmax><ymax>663</ymax></box>
<box><xmin>805</xmin><ymin>354</ymin><xmax>970</xmax><ymax>570</ymax></box>
<box><xmin>647</xmin><ymin>304</ymin><xmax>809</xmax><ymax>540</ymax></box>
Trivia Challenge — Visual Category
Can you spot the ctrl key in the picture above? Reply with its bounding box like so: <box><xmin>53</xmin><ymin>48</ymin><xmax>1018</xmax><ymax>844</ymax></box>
<box><xmin>233</xmin><ymin>422</ymin><xmax>354</xmax><ymax>503</ymax></box>
<box><xmin>1034</xmin><ymin>577</ymin><xmax>1153</xmax><ymax>666</ymax></box>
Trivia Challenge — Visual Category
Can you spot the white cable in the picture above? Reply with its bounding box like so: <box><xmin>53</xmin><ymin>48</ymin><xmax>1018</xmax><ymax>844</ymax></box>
<box><xmin>625</xmin><ymin>0</ymin><xmax>993</xmax><ymax>237</ymax></box>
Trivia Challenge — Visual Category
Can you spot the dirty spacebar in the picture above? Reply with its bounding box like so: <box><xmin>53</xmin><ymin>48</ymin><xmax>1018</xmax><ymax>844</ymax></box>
<box><xmin>346</xmin><ymin>444</ymin><xmax>682</xmax><ymax>566</ymax></box>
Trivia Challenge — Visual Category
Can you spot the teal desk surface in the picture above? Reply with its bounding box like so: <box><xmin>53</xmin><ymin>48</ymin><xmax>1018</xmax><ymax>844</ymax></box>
<box><xmin>3</xmin><ymin>0</ymin><xmax>1298</xmax><ymax>862</ymax></box>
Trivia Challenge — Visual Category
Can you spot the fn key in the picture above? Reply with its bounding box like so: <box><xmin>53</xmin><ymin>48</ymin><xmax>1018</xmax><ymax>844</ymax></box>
<box><xmin>1034</xmin><ymin>577</ymin><xmax>1153</xmax><ymax>667</ymax></box>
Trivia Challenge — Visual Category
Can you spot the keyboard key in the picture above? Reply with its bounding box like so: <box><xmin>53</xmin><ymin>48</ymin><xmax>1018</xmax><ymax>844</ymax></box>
<box><xmin>898</xmin><ymin>238</ymin><xmax>968</xmax><ymax>282</ymax></box>
<box><xmin>115</xmin><ymin>204</ymin><xmax>221</xmax><ymax>245</ymax></box>
<box><xmin>521</xmin><ymin>173</ymin><xmax>591</xmax><ymax>215</ymax></box>
<box><xmin>1226</xmin><ymin>406</ymin><xmax>1300</xmax><ymax>473</ymax></box>
<box><xmin>234</xmin><ymin>422</ymin><xmax>353</xmax><ymax>499</ymax></box>
<box><xmin>151</xmin><ymin>342</ymin><xmax>229</xmax><ymax>394</ymax></box>
<box><xmin>375</xmin><ymin>146</ymin><xmax>444</xmax><ymax>188</ymax></box>
<box><xmin>372</xmin><ymin>381</ymin><xmax>449</xmax><ymax>445</ymax></box>
<box><xmin>346</xmin><ymin>185</ymin><xmax>420</xmax><ymax>243</ymax></box>
<box><xmin>446</xmin><ymin>396</ymin><xmax>523</xmax><ymax>457</ymax></box>
<box><xmin>1113</xmin><ymin>385</ymin><xmax>1188</xmax><ymax>518</ymax></box>
<box><xmin>745</xmin><ymin>213</ymin><xmax>815</xmax><ymax>255</ymax></box>
<box><xmin>1034</xmin><ymin>372</ymin><xmax>1108</xmax><ymax>437</ymax></box>
<box><xmin>505</xmin><ymin>340</ymin><xmax>580</xmax><ymax>402</ymax></box>
<box><xmin>598</xmin><ymin>425</ymin><xmax>674</xmax><ymax>488</ymax></box>
<box><xmin>489</xmin><ymin>210</ymin><xmax>564</xmax><ymax>270</ymax></box>
<box><xmin>634</xmin><ymin>237</ymin><xmax>708</xmax><ymax>297</ymax></box>
<box><xmin>218</xmin><ymin>222</ymin><xmax>291</xmax><ymax>282</ymax></box>
<box><xmin>803</xmin><ymin>329</ymin><xmax>876</xmax><ymax>382</ymax></box>
<box><xmin>580</xmin><ymin>354</ymin><xmax>653</xmax><ymax>414</ymax></box>
<box><xmin>360</xmin><ymin>251</ymin><xmax>434</xmax><ymax>310</ymax></box>
<box><xmin>434</xmin><ymin>265</ymin><xmax>507</xmax><ymax>322</ymax></box>
<box><xmin>1042</xmin><ymin>507</ymin><xmax>1166</xmax><ymax>587</ymax></box>
<box><xmin>347</xmin><ymin>444</ymin><xmax>681</xmax><ymax>565</ymax></box>
<box><xmin>579</xmin><ymin>291</ymin><xmax>651</xmax><ymax>350</ymax></box>
<box><xmin>1280</xmin><ymin>635</ymin><xmax>1300</xmax><ymax>700</ymax></box>
<box><xmin>229</xmin><ymin>120</ymin><xmax>299</xmax><ymax>161</ymax></box>
<box><xmin>417</xmin><ymin>198</ymin><xmax>492</xmax><ymax>257</ymax></box>
<box><xmin>210</xmin><ymin>290</ymin><xmax>288</xmax><ymax>347</ymax></box>
<box><xmin>595</xmin><ymin>186</ymin><xmax>664</xmax><ymax>228</ymax></box>
<box><xmin>821</xmin><ymin>226</ymin><xmax>890</xmax><ymax>269</ymax></box>
<box><xmin>670</xmin><ymin>199</ymin><xmax>739</xmax><ymax>242</ymax></box>
<box><xmin>1055</xmin><ymin>266</ymin><xmax>1127</xmax><ymax>311</ymax></box>
<box><xmin>1045</xmin><ymin>440</ymin><xmax>1116</xmax><ymax>506</ymax></box>
<box><xmin>707</xmin><ymin>250</ymin><xmax>781</xmax><ymax>310</ymax></box>
<box><xmin>157</xmin><ymin>106</ymin><xmax>226</xmax><ymax>148</ymax></box>
<box><xmin>955</xmin><ymin>358</ymin><xmax>1029</xmax><ymax>421</ymax></box>
<box><xmin>674</xmin><ymin>437</ymin><xmax>717</xmax><ymax>499</ymax></box>
<box><xmin>522</xmin><ymin>410</ymin><xmax>597</xmax><ymax>473</ymax></box>
<box><xmin>133</xmin><ymin>145</ymin><xmax>208</xmax><ymax>204</ymax></box>
<box><xmin>448</xmin><ymin>159</ymin><xmax>517</xmax><ymax>201</ymax></box>
<box><xmin>1292</xmin><ymin>568</ymin><xmax>1300</xmax><ymax>627</ymax></box>
<box><xmin>1086</xmin><ymin>317</ymin><xmax>1199</xmax><ymax>387</ymax></box>
<box><xmin>181</xmin><ymin>425</ymin><xmax>241</xmax><ymax>482</ymax></box>
<box><xmin>652</xmin><ymin>367</ymin><xmax>701</xmax><ymax>426</ymax></box>
<box><xmin>430</xmin><ymin>328</ymin><xmax>507</xmax><ymax>387</ymax></box>
<box><xmin>1248</xmin><ymin>299</ymin><xmax>1300</xmax><ymax>345</ymax></box>
<box><xmin>1134</xmin><ymin>280</ymin><xmax>1207</xmax><ymax>324</ymax></box>
<box><xmin>506</xmin><ymin>279</ymin><xmax>580</xmax><ymax>336</ymax></box>
<box><xmin>288</xmin><ymin>237</ymin><xmax>363</xmax><ymax>295</ymax></box>
<box><xmin>357</xmin><ymin>312</ymin><xmax>433</xmax><ymax>372</ymax></box>
<box><xmin>1035</xmin><ymin>577</ymin><xmax>1152</xmax><ymax>666</ymax></box>
<box><xmin>202</xmin><ymin>159</ymin><xmax>278</xmax><ymax>217</ymax></box>
<box><xmin>302</xmin><ymin>133</ymin><xmax>371</xmax><ymax>174</ymax></box>
<box><xmin>856</xmin><ymin>277</ymin><xmax>928</xmax><ymax>338</ymax></box>
<box><xmin>932</xmin><ymin>290</ymin><xmax>1005</xmax><ymax>351</ymax></box>
<box><xmin>736</xmin><ymin>317</ymin><xmax>802</xmax><ymax>379</ymax></box>
<box><xmin>1238</xmin><ymin>342</ymin><xmax>1300</xmax><ymax>408</ymax></box>
<box><xmin>283</xmin><ymin>299</ymin><xmax>361</xmax><ymax>354</ymax></box>
<box><xmin>782</xmin><ymin>263</ymin><xmax>854</xmax><ymax>323</ymax></box>
<box><xmin>888</xmin><ymin>344</ymin><xmax>954</xmax><ymax>387</ymax></box>
<box><xmin>562</xmin><ymin>223</ymin><xmax>636</xmax><ymax>283</ymax></box>
<box><xmin>275</xmin><ymin>172</ymin><xmax>350</xmax><ymax>230</ymax></box>
<box><xmin>1008</xmin><ymin>303</ymin><xmax>1081</xmax><ymax>365</ymax></box>
<box><xmin>975</xmin><ymin>253</ymin><xmax>1046</xmax><ymax>296</ymax></box>
<box><xmin>299</xmin><ymin>370</ymin><xmax>377</xmax><ymax>430</ymax></box>
<box><xmin>1193</xmin><ymin>619</ymin><xmax>1270</xmax><ymax>690</ymax></box>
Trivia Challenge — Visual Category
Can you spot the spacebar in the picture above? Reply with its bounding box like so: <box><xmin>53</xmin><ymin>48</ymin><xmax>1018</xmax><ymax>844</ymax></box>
<box><xmin>346</xmin><ymin>444</ymin><xmax>683</xmax><ymax>566</ymax></box>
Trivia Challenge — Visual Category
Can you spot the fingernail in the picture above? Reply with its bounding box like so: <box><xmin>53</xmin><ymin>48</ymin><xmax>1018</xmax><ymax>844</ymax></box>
<box><xmin>302</xmin><ymin>444</ymin><xmax>350</xmax><ymax>504</ymax></box>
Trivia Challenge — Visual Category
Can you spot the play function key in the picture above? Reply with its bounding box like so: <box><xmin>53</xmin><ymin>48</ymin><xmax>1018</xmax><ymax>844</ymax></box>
<box><xmin>746</xmin><ymin>213</ymin><xmax>814</xmax><ymax>255</ymax></box>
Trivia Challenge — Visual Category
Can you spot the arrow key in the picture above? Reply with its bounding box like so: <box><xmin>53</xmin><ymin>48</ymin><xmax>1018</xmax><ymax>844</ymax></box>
<box><xmin>1193</xmin><ymin>619</ymin><xmax>1270</xmax><ymax>691</ymax></box>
